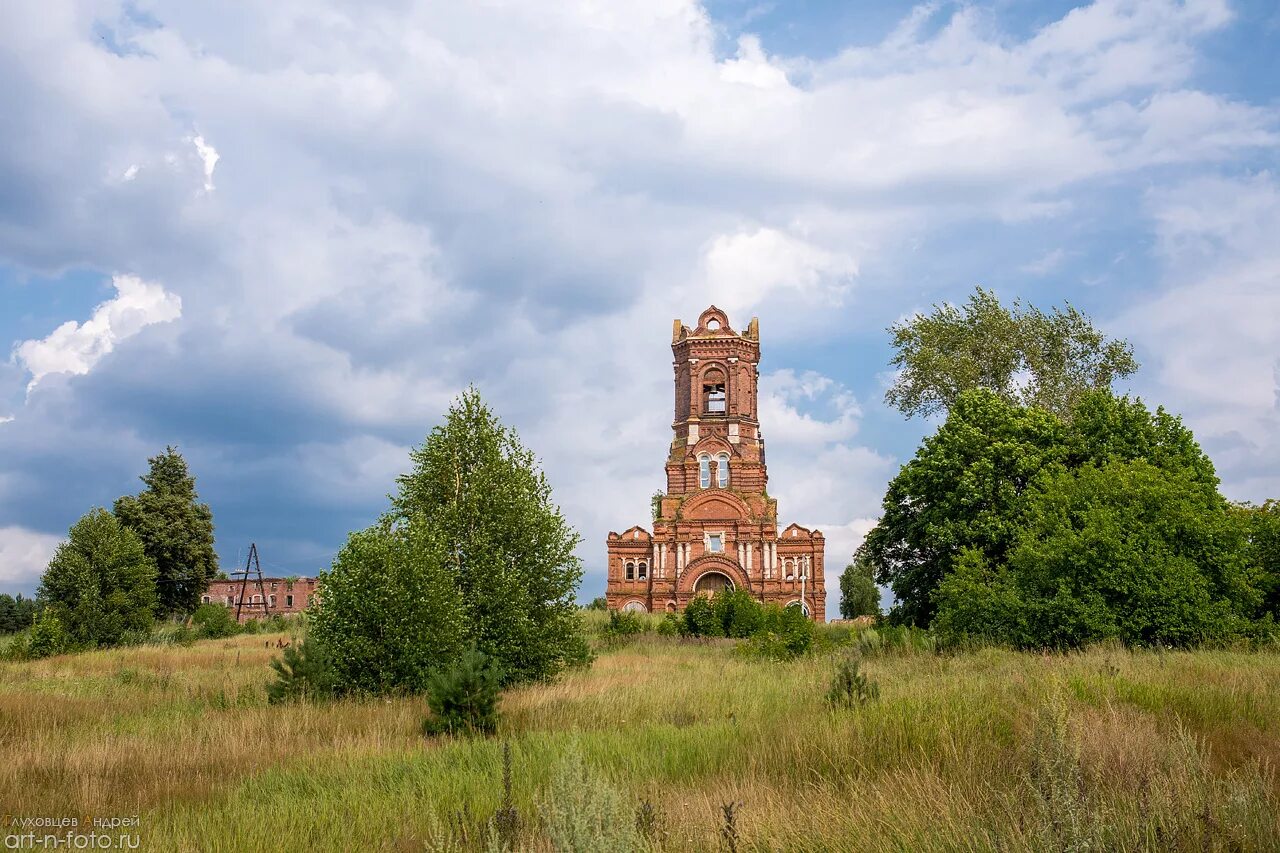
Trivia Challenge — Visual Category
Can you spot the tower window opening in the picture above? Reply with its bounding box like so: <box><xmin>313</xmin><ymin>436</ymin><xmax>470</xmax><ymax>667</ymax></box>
<box><xmin>716</xmin><ymin>452</ymin><xmax>730</xmax><ymax>488</ymax></box>
<box><xmin>699</xmin><ymin>454</ymin><xmax>711</xmax><ymax>489</ymax></box>
<box><xmin>704</xmin><ymin>383</ymin><xmax>726</xmax><ymax>413</ymax></box>
<box><xmin>625</xmin><ymin>561</ymin><xmax>635</xmax><ymax>580</ymax></box>
<box><xmin>701</xmin><ymin>368</ymin><xmax>727</xmax><ymax>414</ymax></box>
<box><xmin>638</xmin><ymin>561</ymin><xmax>648</xmax><ymax>579</ymax></box>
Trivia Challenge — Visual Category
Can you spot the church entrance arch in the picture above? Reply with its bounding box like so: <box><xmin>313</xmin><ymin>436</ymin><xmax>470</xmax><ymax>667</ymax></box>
<box><xmin>693</xmin><ymin>571</ymin><xmax>734</xmax><ymax>597</ymax></box>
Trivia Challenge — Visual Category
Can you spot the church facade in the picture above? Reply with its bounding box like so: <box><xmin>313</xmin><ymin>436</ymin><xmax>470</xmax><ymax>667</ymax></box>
<box><xmin>605</xmin><ymin>306</ymin><xmax>826</xmax><ymax>620</ymax></box>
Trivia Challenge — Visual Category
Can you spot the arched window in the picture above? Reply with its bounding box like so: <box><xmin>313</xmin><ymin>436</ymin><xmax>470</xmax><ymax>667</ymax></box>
<box><xmin>637</xmin><ymin>561</ymin><xmax>648</xmax><ymax>579</ymax></box>
<box><xmin>201</xmin><ymin>595</ymin><xmax>211</xmax><ymax>604</ymax></box>
<box><xmin>698</xmin><ymin>454</ymin><xmax>711</xmax><ymax>489</ymax></box>
<box><xmin>716</xmin><ymin>452</ymin><xmax>730</xmax><ymax>488</ymax></box>
<box><xmin>702</xmin><ymin>368</ymin><xmax>726</xmax><ymax>414</ymax></box>
<box><xmin>625</xmin><ymin>561</ymin><xmax>635</xmax><ymax>581</ymax></box>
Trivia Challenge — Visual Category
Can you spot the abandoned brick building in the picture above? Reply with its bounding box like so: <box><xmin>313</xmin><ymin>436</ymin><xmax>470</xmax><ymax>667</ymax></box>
<box><xmin>204</xmin><ymin>576</ymin><xmax>319</xmax><ymax>623</ymax></box>
<box><xmin>606</xmin><ymin>306</ymin><xmax>826</xmax><ymax>619</ymax></box>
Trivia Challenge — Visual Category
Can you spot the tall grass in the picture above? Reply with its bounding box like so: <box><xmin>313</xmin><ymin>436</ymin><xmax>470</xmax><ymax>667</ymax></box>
<box><xmin>1</xmin><ymin>629</ymin><xmax>1277</xmax><ymax>850</ymax></box>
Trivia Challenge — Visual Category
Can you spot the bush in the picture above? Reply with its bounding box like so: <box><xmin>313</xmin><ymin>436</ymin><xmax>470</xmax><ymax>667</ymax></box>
<box><xmin>267</xmin><ymin>638</ymin><xmax>338</xmax><ymax>704</ymax></box>
<box><xmin>604</xmin><ymin>610</ymin><xmax>646</xmax><ymax>639</ymax></box>
<box><xmin>655</xmin><ymin>613</ymin><xmax>681</xmax><ymax>637</ymax></box>
<box><xmin>423</xmin><ymin>647</ymin><xmax>503</xmax><ymax>737</ymax></box>
<box><xmin>540</xmin><ymin>747</ymin><xmax>642</xmax><ymax>852</ymax></box>
<box><xmin>744</xmin><ymin>604</ymin><xmax>814</xmax><ymax>660</ymax></box>
<box><xmin>681</xmin><ymin>595</ymin><xmax>719</xmax><ymax>637</ymax></box>
<box><xmin>25</xmin><ymin>611</ymin><xmax>67</xmax><ymax>659</ymax></box>
<box><xmin>826</xmin><ymin>654</ymin><xmax>880</xmax><ymax>708</ymax></box>
<box><xmin>713</xmin><ymin>587</ymin><xmax>764</xmax><ymax>638</ymax></box>
<box><xmin>192</xmin><ymin>603</ymin><xmax>240</xmax><ymax>639</ymax></box>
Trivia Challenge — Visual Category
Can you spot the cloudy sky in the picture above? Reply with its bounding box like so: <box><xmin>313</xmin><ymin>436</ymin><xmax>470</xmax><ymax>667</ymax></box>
<box><xmin>2</xmin><ymin>0</ymin><xmax>1278</xmax><ymax>614</ymax></box>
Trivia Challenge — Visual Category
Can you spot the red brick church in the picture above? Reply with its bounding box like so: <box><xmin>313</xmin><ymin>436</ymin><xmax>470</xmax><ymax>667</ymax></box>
<box><xmin>606</xmin><ymin>306</ymin><xmax>826</xmax><ymax>619</ymax></box>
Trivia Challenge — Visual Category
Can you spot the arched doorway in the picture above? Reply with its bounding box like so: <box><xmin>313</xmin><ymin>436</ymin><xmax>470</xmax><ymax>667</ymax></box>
<box><xmin>694</xmin><ymin>571</ymin><xmax>734</xmax><ymax>597</ymax></box>
<box><xmin>622</xmin><ymin>600</ymin><xmax>648</xmax><ymax>613</ymax></box>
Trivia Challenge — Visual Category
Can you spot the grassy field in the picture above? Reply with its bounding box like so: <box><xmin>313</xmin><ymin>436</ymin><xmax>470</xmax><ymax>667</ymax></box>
<box><xmin>2</xmin><ymin>619</ymin><xmax>1279</xmax><ymax>851</ymax></box>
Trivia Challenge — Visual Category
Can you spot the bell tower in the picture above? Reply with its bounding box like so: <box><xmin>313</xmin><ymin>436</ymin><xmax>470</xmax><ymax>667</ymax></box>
<box><xmin>605</xmin><ymin>306</ymin><xmax>825</xmax><ymax>620</ymax></box>
<box><xmin>665</xmin><ymin>306</ymin><xmax>768</xmax><ymax>499</ymax></box>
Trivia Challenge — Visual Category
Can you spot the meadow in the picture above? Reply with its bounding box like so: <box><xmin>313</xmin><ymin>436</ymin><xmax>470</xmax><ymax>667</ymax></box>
<box><xmin>1</xmin><ymin>616</ymin><xmax>1279</xmax><ymax>851</ymax></box>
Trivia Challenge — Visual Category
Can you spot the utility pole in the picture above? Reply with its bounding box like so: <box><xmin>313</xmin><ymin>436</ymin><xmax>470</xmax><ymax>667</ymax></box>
<box><xmin>232</xmin><ymin>543</ymin><xmax>272</xmax><ymax>623</ymax></box>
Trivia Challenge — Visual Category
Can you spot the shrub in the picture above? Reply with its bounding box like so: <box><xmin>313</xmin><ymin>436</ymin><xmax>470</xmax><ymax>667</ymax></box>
<box><xmin>25</xmin><ymin>611</ymin><xmax>67</xmax><ymax>659</ymax></box>
<box><xmin>586</xmin><ymin>597</ymin><xmax>608</xmax><ymax>611</ymax></box>
<box><xmin>826</xmin><ymin>654</ymin><xmax>880</xmax><ymax>708</ymax></box>
<box><xmin>540</xmin><ymin>747</ymin><xmax>641</xmax><ymax>852</ymax></box>
<box><xmin>744</xmin><ymin>604</ymin><xmax>814</xmax><ymax>660</ymax></box>
<box><xmin>267</xmin><ymin>638</ymin><xmax>338</xmax><ymax>704</ymax></box>
<box><xmin>604</xmin><ymin>610</ymin><xmax>646</xmax><ymax>639</ymax></box>
<box><xmin>681</xmin><ymin>595</ymin><xmax>719</xmax><ymax>637</ymax></box>
<box><xmin>713</xmin><ymin>587</ymin><xmax>764</xmax><ymax>638</ymax></box>
<box><xmin>655</xmin><ymin>613</ymin><xmax>681</xmax><ymax>637</ymax></box>
<box><xmin>191</xmin><ymin>603</ymin><xmax>240</xmax><ymax>639</ymax></box>
<box><xmin>423</xmin><ymin>647</ymin><xmax>503</xmax><ymax>737</ymax></box>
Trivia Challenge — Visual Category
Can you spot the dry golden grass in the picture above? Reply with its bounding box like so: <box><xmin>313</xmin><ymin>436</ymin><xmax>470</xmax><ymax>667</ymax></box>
<box><xmin>1</xmin><ymin>630</ymin><xmax>1278</xmax><ymax>851</ymax></box>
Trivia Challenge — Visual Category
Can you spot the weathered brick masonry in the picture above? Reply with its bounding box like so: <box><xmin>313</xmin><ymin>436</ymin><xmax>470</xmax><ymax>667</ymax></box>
<box><xmin>204</xmin><ymin>577</ymin><xmax>319</xmax><ymax>623</ymax></box>
<box><xmin>606</xmin><ymin>306</ymin><xmax>826</xmax><ymax>619</ymax></box>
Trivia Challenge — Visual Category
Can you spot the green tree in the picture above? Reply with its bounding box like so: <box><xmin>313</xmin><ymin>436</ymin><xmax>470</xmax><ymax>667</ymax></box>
<box><xmin>0</xmin><ymin>594</ymin><xmax>14</xmax><ymax>634</ymax></box>
<box><xmin>388</xmin><ymin>387</ymin><xmax>586</xmax><ymax>686</ymax></box>
<box><xmin>267</xmin><ymin>638</ymin><xmax>338</xmax><ymax>704</ymax></box>
<box><xmin>865</xmin><ymin>389</ymin><xmax>1067</xmax><ymax>626</ymax></box>
<box><xmin>13</xmin><ymin>594</ymin><xmax>37</xmax><ymax>630</ymax></box>
<box><xmin>713</xmin><ymin>587</ymin><xmax>765</xmax><ymax>638</ymax></box>
<box><xmin>310</xmin><ymin>516</ymin><xmax>466</xmax><ymax>694</ymax></box>
<box><xmin>867</xmin><ymin>389</ymin><xmax>1227</xmax><ymax>628</ymax></box>
<box><xmin>114</xmin><ymin>447</ymin><xmax>218</xmax><ymax>616</ymax></box>
<box><xmin>838</xmin><ymin>548</ymin><xmax>882</xmax><ymax>619</ymax></box>
<box><xmin>38</xmin><ymin>508</ymin><xmax>158</xmax><ymax>649</ymax></box>
<box><xmin>422</xmin><ymin>647</ymin><xmax>503</xmax><ymax>736</ymax></box>
<box><xmin>191</xmin><ymin>602</ymin><xmax>240</xmax><ymax>639</ymax></box>
<box><xmin>997</xmin><ymin>460</ymin><xmax>1252</xmax><ymax>647</ymax></box>
<box><xmin>310</xmin><ymin>388</ymin><xmax>586</xmax><ymax>693</ymax></box>
<box><xmin>886</xmin><ymin>287</ymin><xmax>1138</xmax><ymax>420</ymax></box>
<box><xmin>1241</xmin><ymin>500</ymin><xmax>1280</xmax><ymax>620</ymax></box>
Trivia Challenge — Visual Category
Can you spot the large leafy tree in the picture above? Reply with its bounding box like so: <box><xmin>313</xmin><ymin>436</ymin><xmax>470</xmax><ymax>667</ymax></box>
<box><xmin>936</xmin><ymin>461</ymin><xmax>1255</xmax><ymax>648</ymax></box>
<box><xmin>311</xmin><ymin>388</ymin><xmax>586</xmax><ymax>692</ymax></box>
<box><xmin>838</xmin><ymin>548</ymin><xmax>882</xmax><ymax>619</ymax></box>
<box><xmin>310</xmin><ymin>518</ymin><xmax>466</xmax><ymax>693</ymax></box>
<box><xmin>1241</xmin><ymin>500</ymin><xmax>1280</xmax><ymax>620</ymax></box>
<box><xmin>38</xmin><ymin>508</ymin><xmax>158</xmax><ymax>648</ymax></box>
<box><xmin>865</xmin><ymin>389</ymin><xmax>1066</xmax><ymax>626</ymax></box>
<box><xmin>114</xmin><ymin>447</ymin><xmax>217</xmax><ymax>616</ymax></box>
<box><xmin>868</xmin><ymin>389</ymin><xmax>1227</xmax><ymax>628</ymax></box>
<box><xmin>886</xmin><ymin>287</ymin><xmax>1138</xmax><ymax>420</ymax></box>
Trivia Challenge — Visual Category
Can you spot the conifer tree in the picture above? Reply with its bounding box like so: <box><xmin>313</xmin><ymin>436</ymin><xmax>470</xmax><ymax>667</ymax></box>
<box><xmin>114</xmin><ymin>447</ymin><xmax>218</xmax><ymax>615</ymax></box>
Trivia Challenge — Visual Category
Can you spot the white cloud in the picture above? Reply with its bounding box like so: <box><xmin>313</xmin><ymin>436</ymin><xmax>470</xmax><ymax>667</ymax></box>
<box><xmin>1020</xmin><ymin>248</ymin><xmax>1067</xmax><ymax>275</ymax></box>
<box><xmin>191</xmin><ymin>135</ymin><xmax>219</xmax><ymax>192</ymax></box>
<box><xmin>11</xmin><ymin>274</ymin><xmax>182</xmax><ymax>391</ymax></box>
<box><xmin>0</xmin><ymin>0</ymin><xmax>1275</xmax><ymax>604</ymax></box>
<box><xmin>1122</xmin><ymin>172</ymin><xmax>1280</xmax><ymax>501</ymax></box>
<box><xmin>701</xmin><ymin>228</ymin><xmax>857</xmax><ymax>319</ymax></box>
<box><xmin>0</xmin><ymin>525</ymin><xmax>61</xmax><ymax>587</ymax></box>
